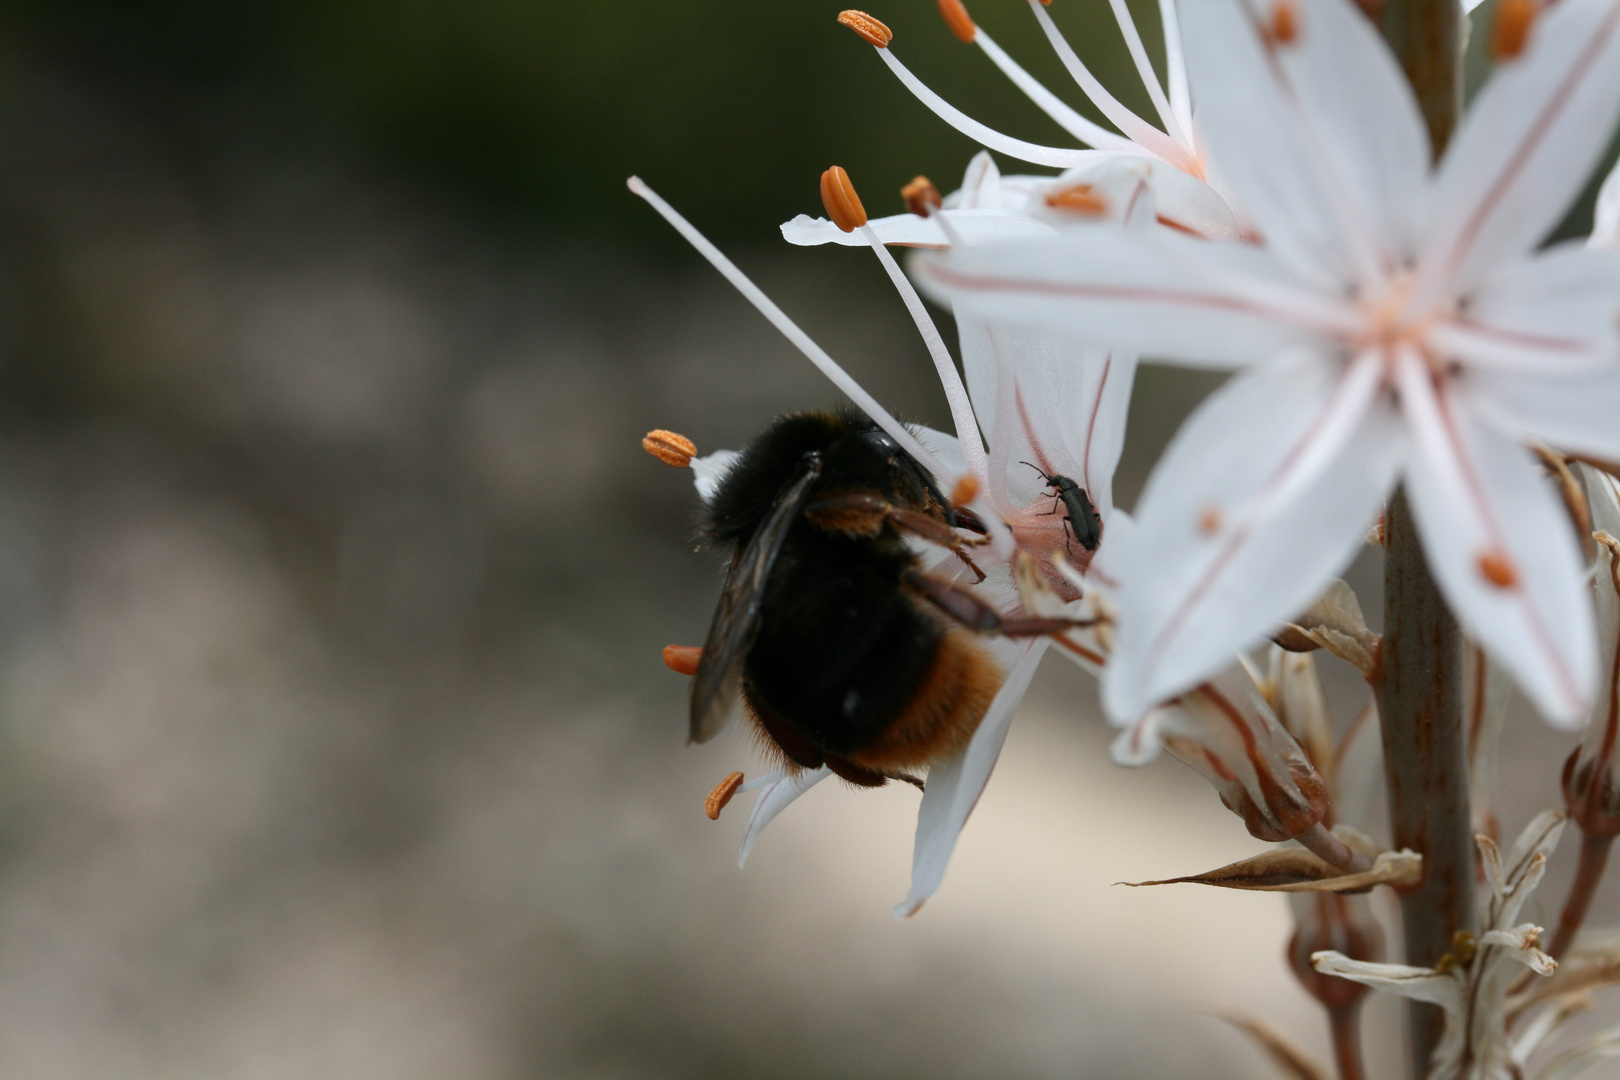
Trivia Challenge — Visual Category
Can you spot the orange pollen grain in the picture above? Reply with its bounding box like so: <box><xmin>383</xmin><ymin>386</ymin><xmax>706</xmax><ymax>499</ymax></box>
<box><xmin>902</xmin><ymin>175</ymin><xmax>943</xmax><ymax>217</ymax></box>
<box><xmin>1477</xmin><ymin>548</ymin><xmax>1518</xmax><ymax>589</ymax></box>
<box><xmin>1045</xmin><ymin>184</ymin><xmax>1109</xmax><ymax>216</ymax></box>
<box><xmin>950</xmin><ymin>473</ymin><xmax>980</xmax><ymax>507</ymax></box>
<box><xmin>1268</xmin><ymin>2</ymin><xmax>1299</xmax><ymax>44</ymax></box>
<box><xmin>821</xmin><ymin>166</ymin><xmax>869</xmax><ymax>232</ymax></box>
<box><xmin>662</xmin><ymin>644</ymin><xmax>703</xmax><ymax>676</ymax></box>
<box><xmin>1492</xmin><ymin>0</ymin><xmax>1537</xmax><ymax>60</ymax></box>
<box><xmin>1198</xmin><ymin>504</ymin><xmax>1223</xmax><ymax>536</ymax></box>
<box><xmin>704</xmin><ymin>771</ymin><xmax>745</xmax><ymax>820</ymax></box>
<box><xmin>643</xmin><ymin>429</ymin><xmax>697</xmax><ymax>468</ymax></box>
<box><xmin>937</xmin><ymin>0</ymin><xmax>976</xmax><ymax>42</ymax></box>
<box><xmin>838</xmin><ymin>10</ymin><xmax>893</xmax><ymax>47</ymax></box>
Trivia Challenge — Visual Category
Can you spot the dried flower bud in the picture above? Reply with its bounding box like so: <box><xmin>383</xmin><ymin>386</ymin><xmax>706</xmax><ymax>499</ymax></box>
<box><xmin>1567</xmin><ymin>468</ymin><xmax>1620</xmax><ymax>836</ymax></box>
<box><xmin>1288</xmin><ymin>893</ymin><xmax>1383</xmax><ymax>1008</ymax></box>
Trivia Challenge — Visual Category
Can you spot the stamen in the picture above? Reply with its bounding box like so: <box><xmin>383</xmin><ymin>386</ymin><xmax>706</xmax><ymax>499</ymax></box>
<box><xmin>837</xmin><ymin>9</ymin><xmax>893</xmax><ymax>47</ymax></box>
<box><xmin>1103</xmin><ymin>0</ymin><xmax>1190</xmax><ymax>146</ymax></box>
<box><xmin>1477</xmin><ymin>548</ymin><xmax>1518</xmax><ymax>589</ymax></box>
<box><xmin>820</xmin><ymin>166</ymin><xmax>868</xmax><ymax>233</ymax></box>
<box><xmin>643</xmin><ymin>429</ymin><xmax>697</xmax><ymax>468</ymax></box>
<box><xmin>872</xmin><ymin>46</ymin><xmax>1095</xmax><ymax>168</ymax></box>
<box><xmin>626</xmin><ymin>177</ymin><xmax>948</xmax><ymax>481</ymax></box>
<box><xmin>902</xmin><ymin>175</ymin><xmax>942</xmax><ymax>217</ymax></box>
<box><xmin>958</xmin><ymin>21</ymin><xmax>1138</xmax><ymax>154</ymax></box>
<box><xmin>1198</xmin><ymin>504</ymin><xmax>1224</xmax><ymax>536</ymax></box>
<box><xmin>951</xmin><ymin>474</ymin><xmax>980</xmax><ymax>507</ymax></box>
<box><xmin>937</xmin><ymin>0</ymin><xmax>976</xmax><ymax>43</ymax></box>
<box><xmin>1491</xmin><ymin>0</ymin><xmax>1537</xmax><ymax>60</ymax></box>
<box><xmin>1045</xmin><ymin>183</ymin><xmax>1109</xmax><ymax>216</ymax></box>
<box><xmin>704</xmin><ymin>771</ymin><xmax>746</xmax><ymax>819</ymax></box>
<box><xmin>1266</xmin><ymin>1</ymin><xmax>1299</xmax><ymax>46</ymax></box>
<box><xmin>1025</xmin><ymin>0</ymin><xmax>1200</xmax><ymax>175</ymax></box>
<box><xmin>663</xmin><ymin>644</ymin><xmax>703</xmax><ymax>676</ymax></box>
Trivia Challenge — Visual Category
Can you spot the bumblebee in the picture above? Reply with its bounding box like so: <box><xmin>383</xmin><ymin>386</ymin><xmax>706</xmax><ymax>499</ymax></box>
<box><xmin>690</xmin><ymin>410</ymin><xmax>1072</xmax><ymax>788</ymax></box>
<box><xmin>1022</xmin><ymin>462</ymin><xmax>1101</xmax><ymax>552</ymax></box>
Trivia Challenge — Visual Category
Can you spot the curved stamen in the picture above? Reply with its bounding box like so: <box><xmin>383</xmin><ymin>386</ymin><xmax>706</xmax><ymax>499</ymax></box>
<box><xmin>969</xmin><ymin>27</ymin><xmax>1141</xmax><ymax>153</ymax></box>
<box><xmin>861</xmin><ymin>223</ymin><xmax>992</xmax><ymax>481</ymax></box>
<box><xmin>1026</xmin><ymin>0</ymin><xmax>1201</xmax><ymax>175</ymax></box>
<box><xmin>873</xmin><ymin>46</ymin><xmax>1094</xmax><ymax>168</ymax></box>
<box><xmin>1157</xmin><ymin>0</ymin><xmax>1194</xmax><ymax>141</ymax></box>
<box><xmin>1103</xmin><ymin>0</ymin><xmax>1189</xmax><ymax>148</ymax></box>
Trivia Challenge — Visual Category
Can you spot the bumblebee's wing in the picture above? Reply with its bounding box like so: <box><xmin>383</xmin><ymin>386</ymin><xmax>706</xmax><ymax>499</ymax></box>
<box><xmin>689</xmin><ymin>456</ymin><xmax>822</xmax><ymax>744</ymax></box>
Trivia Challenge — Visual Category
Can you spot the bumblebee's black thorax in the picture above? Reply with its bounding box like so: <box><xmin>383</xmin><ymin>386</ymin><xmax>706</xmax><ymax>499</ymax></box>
<box><xmin>703</xmin><ymin>410</ymin><xmax>948</xmax><ymax>761</ymax></box>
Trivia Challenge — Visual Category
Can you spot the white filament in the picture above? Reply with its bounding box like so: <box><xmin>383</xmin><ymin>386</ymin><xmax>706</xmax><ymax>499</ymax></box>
<box><xmin>970</xmin><ymin>29</ymin><xmax>1139</xmax><ymax>154</ymax></box>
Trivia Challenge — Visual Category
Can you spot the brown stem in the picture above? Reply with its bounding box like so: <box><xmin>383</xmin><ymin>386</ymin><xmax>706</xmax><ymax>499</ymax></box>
<box><xmin>1297</xmin><ymin>822</ymin><xmax>1375</xmax><ymax>874</ymax></box>
<box><xmin>1329</xmin><ymin>1001</ymin><xmax>1367</xmax><ymax>1080</ymax></box>
<box><xmin>1376</xmin><ymin>490</ymin><xmax>1475</xmax><ymax>1079</ymax></box>
<box><xmin>1379</xmin><ymin>0</ymin><xmax>1462</xmax><ymax>156</ymax></box>
<box><xmin>1547</xmin><ymin>831</ymin><xmax>1615</xmax><ymax>961</ymax></box>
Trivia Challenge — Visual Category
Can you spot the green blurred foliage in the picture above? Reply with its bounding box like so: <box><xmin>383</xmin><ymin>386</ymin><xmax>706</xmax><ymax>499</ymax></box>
<box><xmin>0</xmin><ymin>0</ymin><xmax>1149</xmax><ymax>247</ymax></box>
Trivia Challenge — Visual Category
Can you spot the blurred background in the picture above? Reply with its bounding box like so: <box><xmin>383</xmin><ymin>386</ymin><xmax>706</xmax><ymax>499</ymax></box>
<box><xmin>0</xmin><ymin>0</ymin><xmax>1611</xmax><ymax>1076</ymax></box>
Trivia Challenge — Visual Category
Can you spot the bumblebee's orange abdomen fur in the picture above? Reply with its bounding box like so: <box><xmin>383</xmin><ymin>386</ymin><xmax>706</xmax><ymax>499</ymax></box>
<box><xmin>847</xmin><ymin>629</ymin><xmax>1003</xmax><ymax>772</ymax></box>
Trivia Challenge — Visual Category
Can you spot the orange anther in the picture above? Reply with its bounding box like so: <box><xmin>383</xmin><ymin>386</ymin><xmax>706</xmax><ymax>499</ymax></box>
<box><xmin>1268</xmin><ymin>1</ymin><xmax>1299</xmax><ymax>44</ymax></box>
<box><xmin>662</xmin><ymin>644</ymin><xmax>703</xmax><ymax>676</ymax></box>
<box><xmin>1491</xmin><ymin>0</ymin><xmax>1537</xmax><ymax>60</ymax></box>
<box><xmin>821</xmin><ymin>166</ymin><xmax>869</xmax><ymax>233</ymax></box>
<box><xmin>704</xmin><ymin>771</ymin><xmax>746</xmax><ymax>820</ymax></box>
<box><xmin>643</xmin><ymin>429</ymin><xmax>697</xmax><ymax>468</ymax></box>
<box><xmin>1198</xmin><ymin>504</ymin><xmax>1224</xmax><ymax>536</ymax></box>
<box><xmin>950</xmin><ymin>473</ymin><xmax>980</xmax><ymax>508</ymax></box>
<box><xmin>1045</xmin><ymin>184</ymin><xmax>1109</xmax><ymax>216</ymax></box>
<box><xmin>838</xmin><ymin>10</ymin><xmax>893</xmax><ymax>47</ymax></box>
<box><xmin>902</xmin><ymin>175</ymin><xmax>942</xmax><ymax>217</ymax></box>
<box><xmin>937</xmin><ymin>0</ymin><xmax>976</xmax><ymax>43</ymax></box>
<box><xmin>1478</xmin><ymin>548</ymin><xmax>1518</xmax><ymax>589</ymax></box>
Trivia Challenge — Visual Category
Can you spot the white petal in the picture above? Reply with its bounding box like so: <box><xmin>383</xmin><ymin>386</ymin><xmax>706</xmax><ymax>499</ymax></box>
<box><xmin>1474</xmin><ymin>363</ymin><xmax>1620</xmax><ymax>466</ymax></box>
<box><xmin>1309</xmin><ymin>953</ymin><xmax>1461</xmax><ymax>1010</ymax></box>
<box><xmin>780</xmin><ymin>210</ymin><xmax>1058</xmax><ymax>249</ymax></box>
<box><xmin>1592</xmin><ymin>156</ymin><xmax>1620</xmax><ymax>249</ymax></box>
<box><xmin>1180</xmin><ymin>0</ymin><xmax>1428</xmax><ymax>290</ymax></box>
<box><xmin>1103</xmin><ymin>352</ymin><xmax>1402</xmax><ymax>721</ymax></box>
<box><xmin>737</xmin><ymin>766</ymin><xmax>831</xmax><ymax>867</ymax></box>
<box><xmin>894</xmin><ymin>638</ymin><xmax>1048</xmax><ymax>918</ymax></box>
<box><xmin>1439</xmin><ymin>243</ymin><xmax>1620</xmax><ymax>372</ymax></box>
<box><xmin>1401</xmin><ymin>362</ymin><xmax>1596</xmax><ymax>727</ymax></box>
<box><xmin>1421</xmin><ymin>0</ymin><xmax>1620</xmax><ymax>297</ymax></box>
<box><xmin>918</xmin><ymin>228</ymin><xmax>1353</xmax><ymax>369</ymax></box>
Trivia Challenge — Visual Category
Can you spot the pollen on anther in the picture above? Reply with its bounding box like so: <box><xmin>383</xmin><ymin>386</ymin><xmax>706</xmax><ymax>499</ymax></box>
<box><xmin>950</xmin><ymin>473</ymin><xmax>979</xmax><ymax>507</ymax></box>
<box><xmin>821</xmin><ymin>166</ymin><xmax>869</xmax><ymax>232</ymax></box>
<box><xmin>902</xmin><ymin>175</ymin><xmax>942</xmax><ymax>217</ymax></box>
<box><xmin>644</xmin><ymin>429</ymin><xmax>697</xmax><ymax>468</ymax></box>
<box><xmin>1198</xmin><ymin>504</ymin><xmax>1224</xmax><ymax>536</ymax></box>
<box><xmin>663</xmin><ymin>644</ymin><xmax>703</xmax><ymax>676</ymax></box>
<box><xmin>1491</xmin><ymin>0</ymin><xmax>1537</xmax><ymax>60</ymax></box>
<box><xmin>1267</xmin><ymin>1</ymin><xmax>1299</xmax><ymax>45</ymax></box>
<box><xmin>837</xmin><ymin>10</ymin><xmax>893</xmax><ymax>47</ymax></box>
<box><xmin>1045</xmin><ymin>184</ymin><xmax>1109</xmax><ymax>216</ymax></box>
<box><xmin>1477</xmin><ymin>548</ymin><xmax>1518</xmax><ymax>589</ymax></box>
<box><xmin>937</xmin><ymin>0</ymin><xmax>976</xmax><ymax>43</ymax></box>
<box><xmin>704</xmin><ymin>771</ymin><xmax>745</xmax><ymax>820</ymax></box>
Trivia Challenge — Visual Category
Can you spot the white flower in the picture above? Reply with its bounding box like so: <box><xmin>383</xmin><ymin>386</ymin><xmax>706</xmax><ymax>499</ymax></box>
<box><xmin>919</xmin><ymin>0</ymin><xmax>1620</xmax><ymax>726</ymax></box>
<box><xmin>1313</xmin><ymin>811</ymin><xmax>1566</xmax><ymax>1080</ymax></box>
<box><xmin>630</xmin><ymin>174</ymin><xmax>1135</xmax><ymax>917</ymax></box>
<box><xmin>825</xmin><ymin>0</ymin><xmax>1242</xmax><ymax>241</ymax></box>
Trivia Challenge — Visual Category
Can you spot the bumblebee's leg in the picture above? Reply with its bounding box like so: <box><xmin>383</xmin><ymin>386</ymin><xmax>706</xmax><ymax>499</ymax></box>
<box><xmin>906</xmin><ymin>572</ymin><xmax>1095</xmax><ymax>638</ymax></box>
<box><xmin>881</xmin><ymin>507</ymin><xmax>988</xmax><ymax>584</ymax></box>
<box><xmin>747</xmin><ymin>691</ymin><xmax>826</xmax><ymax>769</ymax></box>
<box><xmin>823</xmin><ymin>754</ymin><xmax>890</xmax><ymax>788</ymax></box>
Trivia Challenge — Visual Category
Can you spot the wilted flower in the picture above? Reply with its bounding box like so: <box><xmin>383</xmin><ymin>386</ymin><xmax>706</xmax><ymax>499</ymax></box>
<box><xmin>920</xmin><ymin>0</ymin><xmax>1620</xmax><ymax>728</ymax></box>
<box><xmin>1313</xmin><ymin>812</ymin><xmax>1566</xmax><ymax>1080</ymax></box>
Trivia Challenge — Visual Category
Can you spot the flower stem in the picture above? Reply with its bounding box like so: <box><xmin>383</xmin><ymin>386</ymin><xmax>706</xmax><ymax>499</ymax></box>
<box><xmin>1375</xmin><ymin>490</ymin><xmax>1475</xmax><ymax>1079</ymax></box>
<box><xmin>1547</xmin><ymin>831</ymin><xmax>1614</xmax><ymax>961</ymax></box>
<box><xmin>1297</xmin><ymin>822</ymin><xmax>1374</xmax><ymax>874</ymax></box>
<box><xmin>1329</xmin><ymin>1001</ymin><xmax>1367</xmax><ymax>1080</ymax></box>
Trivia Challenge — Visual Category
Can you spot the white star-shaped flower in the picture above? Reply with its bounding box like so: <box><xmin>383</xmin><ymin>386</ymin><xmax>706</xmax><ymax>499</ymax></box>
<box><xmin>919</xmin><ymin>0</ymin><xmax>1620</xmax><ymax>726</ymax></box>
